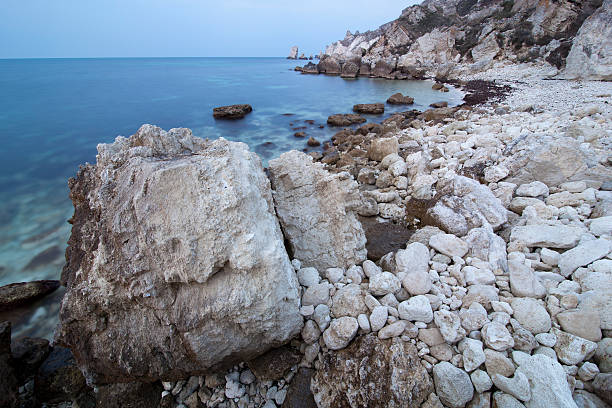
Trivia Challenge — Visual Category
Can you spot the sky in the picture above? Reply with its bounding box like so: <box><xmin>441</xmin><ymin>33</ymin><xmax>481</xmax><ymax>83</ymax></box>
<box><xmin>0</xmin><ymin>0</ymin><xmax>421</xmax><ymax>58</ymax></box>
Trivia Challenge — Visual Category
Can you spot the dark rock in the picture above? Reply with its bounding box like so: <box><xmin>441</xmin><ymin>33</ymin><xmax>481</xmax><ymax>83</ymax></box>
<box><xmin>22</xmin><ymin>246</ymin><xmax>62</xmax><ymax>271</ymax></box>
<box><xmin>592</xmin><ymin>373</ymin><xmax>612</xmax><ymax>405</ymax></box>
<box><xmin>299</xmin><ymin>54</ymin><xmax>308</xmax><ymax>60</ymax></box>
<box><xmin>282</xmin><ymin>368</ymin><xmax>316</xmax><ymax>408</ymax></box>
<box><xmin>247</xmin><ymin>345</ymin><xmax>301</xmax><ymax>381</ymax></box>
<box><xmin>356</xmin><ymin>123</ymin><xmax>383</xmax><ymax>135</ymax></box>
<box><xmin>0</xmin><ymin>280</ymin><xmax>60</xmax><ymax>311</ymax></box>
<box><xmin>34</xmin><ymin>346</ymin><xmax>90</xmax><ymax>404</ymax></box>
<box><xmin>294</xmin><ymin>132</ymin><xmax>306</xmax><ymax>138</ymax></box>
<box><xmin>359</xmin><ymin>64</ymin><xmax>371</xmax><ymax>76</ymax></box>
<box><xmin>371</xmin><ymin>60</ymin><xmax>395</xmax><ymax>77</ymax></box>
<box><xmin>95</xmin><ymin>381</ymin><xmax>164</xmax><ymax>408</ymax></box>
<box><xmin>432</xmin><ymin>83</ymin><xmax>444</xmax><ymax>90</ymax></box>
<box><xmin>11</xmin><ymin>337</ymin><xmax>51</xmax><ymax>381</ymax></box>
<box><xmin>318</xmin><ymin>55</ymin><xmax>341</xmax><ymax>75</ymax></box>
<box><xmin>387</xmin><ymin>93</ymin><xmax>415</xmax><ymax>105</ymax></box>
<box><xmin>419</xmin><ymin>107</ymin><xmax>460</xmax><ymax>122</ymax></box>
<box><xmin>429</xmin><ymin>101</ymin><xmax>449</xmax><ymax>108</ymax></box>
<box><xmin>212</xmin><ymin>104</ymin><xmax>253</xmax><ymax>119</ymax></box>
<box><xmin>321</xmin><ymin>151</ymin><xmax>341</xmax><ymax>165</ymax></box>
<box><xmin>0</xmin><ymin>321</ymin><xmax>18</xmax><ymax>408</ymax></box>
<box><xmin>304</xmin><ymin>120</ymin><xmax>315</xmax><ymax>125</ymax></box>
<box><xmin>311</xmin><ymin>334</ymin><xmax>433</xmax><ymax>407</ymax></box>
<box><xmin>353</xmin><ymin>103</ymin><xmax>385</xmax><ymax>114</ymax></box>
<box><xmin>307</xmin><ymin>137</ymin><xmax>321</xmax><ymax>147</ymax></box>
<box><xmin>301</xmin><ymin>62</ymin><xmax>319</xmax><ymax>74</ymax></box>
<box><xmin>327</xmin><ymin>114</ymin><xmax>367</xmax><ymax>127</ymax></box>
<box><xmin>294</xmin><ymin>66</ymin><xmax>303</xmax><ymax>72</ymax></box>
<box><xmin>340</xmin><ymin>61</ymin><xmax>360</xmax><ymax>78</ymax></box>
<box><xmin>359</xmin><ymin>217</ymin><xmax>413</xmax><ymax>261</ymax></box>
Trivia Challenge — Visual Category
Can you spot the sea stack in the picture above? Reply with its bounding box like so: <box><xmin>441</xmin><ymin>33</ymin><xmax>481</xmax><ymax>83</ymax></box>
<box><xmin>287</xmin><ymin>46</ymin><xmax>298</xmax><ymax>60</ymax></box>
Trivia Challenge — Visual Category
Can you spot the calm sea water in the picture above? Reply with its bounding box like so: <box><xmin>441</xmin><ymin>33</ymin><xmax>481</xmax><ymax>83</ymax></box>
<box><xmin>0</xmin><ymin>57</ymin><xmax>463</xmax><ymax>338</ymax></box>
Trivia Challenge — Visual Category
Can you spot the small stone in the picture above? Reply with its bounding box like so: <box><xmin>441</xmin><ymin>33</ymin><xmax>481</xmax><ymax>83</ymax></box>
<box><xmin>325</xmin><ymin>268</ymin><xmax>344</xmax><ymax>283</ymax></box>
<box><xmin>516</xmin><ymin>181</ymin><xmax>549</xmax><ymax>198</ymax></box>
<box><xmin>297</xmin><ymin>267</ymin><xmax>320</xmax><ymax>287</ymax></box>
<box><xmin>378</xmin><ymin>321</ymin><xmax>406</xmax><ymax>339</ymax></box>
<box><xmin>331</xmin><ymin>283</ymin><xmax>367</xmax><ymax>318</ymax></box>
<box><xmin>557</xmin><ymin>310</ymin><xmax>602</xmax><ymax>342</ymax></box>
<box><xmin>553</xmin><ymin>328</ymin><xmax>597</xmax><ymax>365</ymax></box>
<box><xmin>358</xmin><ymin>314</ymin><xmax>371</xmax><ymax>332</ymax></box>
<box><xmin>578</xmin><ymin>362</ymin><xmax>600</xmax><ymax>381</ymax></box>
<box><xmin>433</xmin><ymin>362</ymin><xmax>474</xmax><ymax>408</ymax></box>
<box><xmin>511</xmin><ymin>298</ymin><xmax>551</xmax><ymax>334</ymax></box>
<box><xmin>399</xmin><ymin>295</ymin><xmax>433</xmax><ymax>323</ymax></box>
<box><xmin>362</xmin><ymin>260</ymin><xmax>382</xmax><ymax>278</ymax></box>
<box><xmin>313</xmin><ymin>304</ymin><xmax>331</xmax><ymax>331</ymax></box>
<box><xmin>302</xmin><ymin>283</ymin><xmax>330</xmax><ymax>307</ymax></box>
<box><xmin>429</xmin><ymin>234</ymin><xmax>469</xmax><ymax>258</ymax></box>
<box><xmin>590</xmin><ymin>216</ymin><xmax>612</xmax><ymax>236</ymax></box>
<box><xmin>484</xmin><ymin>165</ymin><xmax>509</xmax><ymax>183</ymax></box>
<box><xmin>510</xmin><ymin>225</ymin><xmax>582</xmax><ymax>249</ymax></box>
<box><xmin>322</xmin><ymin>317</ymin><xmax>359</xmax><ymax>350</ymax></box>
<box><xmin>396</xmin><ymin>242</ymin><xmax>430</xmax><ymax>275</ymax></box>
<box><xmin>459</xmin><ymin>338</ymin><xmax>486</xmax><ymax>372</ymax></box>
<box><xmin>509</xmin><ymin>259</ymin><xmax>545</xmax><ymax>299</ymax></box>
<box><xmin>369</xmin><ymin>306</ymin><xmax>388</xmax><ymax>332</ymax></box>
<box><xmin>434</xmin><ymin>310</ymin><xmax>465</xmax><ymax>343</ymax></box>
<box><xmin>484</xmin><ymin>349</ymin><xmax>515</xmax><ymax>377</ymax></box>
<box><xmin>558</xmin><ymin>238</ymin><xmax>612</xmax><ymax>277</ymax></box>
<box><xmin>482</xmin><ymin>322</ymin><xmax>514</xmax><ymax>351</ymax></box>
<box><xmin>301</xmin><ymin>320</ymin><xmax>321</xmax><ymax>344</ymax></box>
<box><xmin>491</xmin><ymin>372</ymin><xmax>531</xmax><ymax>402</ymax></box>
<box><xmin>535</xmin><ymin>333</ymin><xmax>557</xmax><ymax>347</ymax></box>
<box><xmin>540</xmin><ymin>248</ymin><xmax>560</xmax><ymax>266</ymax></box>
<box><xmin>471</xmin><ymin>370</ymin><xmax>492</xmax><ymax>393</ymax></box>
<box><xmin>492</xmin><ymin>392</ymin><xmax>526</xmax><ymax>408</ymax></box>
<box><xmin>240</xmin><ymin>370</ymin><xmax>256</xmax><ymax>385</ymax></box>
<box><xmin>369</xmin><ymin>272</ymin><xmax>401</xmax><ymax>296</ymax></box>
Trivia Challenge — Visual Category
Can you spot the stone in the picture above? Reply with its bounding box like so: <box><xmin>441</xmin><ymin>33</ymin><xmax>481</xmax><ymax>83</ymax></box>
<box><xmin>463</xmin><ymin>266</ymin><xmax>495</xmax><ymax>286</ymax></box>
<box><xmin>399</xmin><ymin>295</ymin><xmax>433</xmax><ymax>323</ymax></box>
<box><xmin>491</xmin><ymin>372</ymin><xmax>531</xmax><ymax>402</ymax></box>
<box><xmin>318</xmin><ymin>55</ymin><xmax>341</xmax><ymax>75</ymax></box>
<box><xmin>557</xmin><ymin>310</ymin><xmax>602</xmax><ymax>342</ymax></box>
<box><xmin>510</xmin><ymin>225</ymin><xmax>582</xmax><ymax>249</ymax></box>
<box><xmin>287</xmin><ymin>46</ymin><xmax>298</xmax><ymax>59</ymax></box>
<box><xmin>282</xmin><ymin>368</ymin><xmax>317</xmax><ymax>408</ymax></box>
<box><xmin>433</xmin><ymin>361</ymin><xmax>474</xmax><ymax>408</ymax></box>
<box><xmin>484</xmin><ymin>349</ymin><xmax>515</xmax><ymax>378</ymax></box>
<box><xmin>34</xmin><ymin>347</ymin><xmax>90</xmax><ymax>404</ymax></box>
<box><xmin>331</xmin><ymin>284</ymin><xmax>367</xmax><ymax>318</ymax></box>
<box><xmin>471</xmin><ymin>370</ymin><xmax>493</xmax><ymax>393</ymax></box>
<box><xmin>297</xmin><ymin>267</ymin><xmax>320</xmax><ymax>287</ymax></box>
<box><xmin>353</xmin><ymin>103</ymin><xmax>385</xmax><ymax>114</ymax></box>
<box><xmin>212</xmin><ymin>104</ymin><xmax>253</xmax><ymax>119</ymax></box>
<box><xmin>515</xmin><ymin>354</ymin><xmax>577</xmax><ymax>408</ymax></box>
<box><xmin>536</xmin><ymin>333</ymin><xmax>557</xmax><ymax>347</ymax></box>
<box><xmin>516</xmin><ymin>182</ymin><xmax>549</xmax><ymax>198</ymax></box>
<box><xmin>378</xmin><ymin>321</ymin><xmax>406</xmax><ymax>339</ymax></box>
<box><xmin>307</xmin><ymin>136</ymin><xmax>321</xmax><ymax>147</ymax></box>
<box><xmin>493</xmin><ymin>392</ymin><xmax>526</xmax><ymax>408</ymax></box>
<box><xmin>573</xmin><ymin>390</ymin><xmax>609</xmax><ymax>408</ymax></box>
<box><xmin>311</xmin><ymin>334</ymin><xmax>433</xmax><ymax>407</ymax></box>
<box><xmin>0</xmin><ymin>280</ymin><xmax>60</xmax><ymax>311</ymax></box>
<box><xmin>387</xmin><ymin>93</ymin><xmax>414</xmax><ymax>105</ymax></box>
<box><xmin>369</xmin><ymin>306</ymin><xmax>388</xmax><ymax>332</ymax></box>
<box><xmin>340</xmin><ymin>61</ymin><xmax>360</xmax><ymax>78</ymax></box>
<box><xmin>460</xmin><ymin>302</ymin><xmax>489</xmax><ymax>332</ymax></box>
<box><xmin>368</xmin><ymin>137</ymin><xmax>399</xmax><ymax>161</ymax></box>
<box><xmin>509</xmin><ymin>259</ymin><xmax>546</xmax><ymax>299</ymax></box>
<box><xmin>419</xmin><ymin>328</ymin><xmax>446</xmax><ymax>346</ymax></box>
<box><xmin>369</xmin><ymin>272</ymin><xmax>401</xmax><ymax>296</ymax></box>
<box><xmin>270</xmin><ymin>151</ymin><xmax>366</xmax><ymax>271</ymax></box>
<box><xmin>402</xmin><ymin>271</ymin><xmax>432</xmax><ymax>295</ymax></box>
<box><xmin>322</xmin><ymin>317</ymin><xmax>359</xmax><ymax>350</ymax></box>
<box><xmin>247</xmin><ymin>346</ymin><xmax>301</xmax><ymax>381</ymax></box>
<box><xmin>578</xmin><ymin>362</ymin><xmax>600</xmax><ymax>381</ymax></box>
<box><xmin>459</xmin><ymin>338</ymin><xmax>486</xmax><ymax>372</ymax></box>
<box><xmin>558</xmin><ymin>238</ymin><xmax>612</xmax><ymax>277</ymax></box>
<box><xmin>11</xmin><ymin>336</ymin><xmax>51</xmax><ymax>381</ymax></box>
<box><xmin>302</xmin><ymin>320</ymin><xmax>321</xmax><ymax>344</ymax></box>
<box><xmin>96</xmin><ymin>381</ymin><xmax>163</xmax><ymax>408</ymax></box>
<box><xmin>540</xmin><ymin>248</ymin><xmax>560</xmax><ymax>266</ymax></box>
<box><xmin>484</xmin><ymin>165</ymin><xmax>509</xmax><ymax>183</ymax></box>
<box><xmin>56</xmin><ymin>126</ymin><xmax>302</xmax><ymax>383</ymax></box>
<box><xmin>434</xmin><ymin>310</ymin><xmax>465</xmax><ymax>343</ymax></box>
<box><xmin>594</xmin><ymin>338</ymin><xmax>612</xmax><ymax>373</ymax></box>
<box><xmin>326</xmin><ymin>114</ymin><xmax>366</xmax><ymax>127</ymax></box>
<box><xmin>590</xmin><ymin>216</ymin><xmax>612</xmax><ymax>236</ymax></box>
<box><xmin>552</xmin><ymin>328</ymin><xmax>597</xmax><ymax>365</ymax></box>
<box><xmin>481</xmin><ymin>322</ymin><xmax>514</xmax><ymax>351</ymax></box>
<box><xmin>396</xmin><ymin>242</ymin><xmax>430</xmax><ymax>275</ymax></box>
<box><xmin>511</xmin><ymin>298</ymin><xmax>551</xmax><ymax>334</ymax></box>
<box><xmin>302</xmin><ymin>283</ymin><xmax>330</xmax><ymax>307</ymax></box>
<box><xmin>0</xmin><ymin>322</ymin><xmax>18</xmax><ymax>408</ymax></box>
<box><xmin>592</xmin><ymin>373</ymin><xmax>612</xmax><ymax>405</ymax></box>
<box><xmin>313</xmin><ymin>304</ymin><xmax>331</xmax><ymax>331</ymax></box>
<box><xmin>429</xmin><ymin>234</ymin><xmax>469</xmax><ymax>258</ymax></box>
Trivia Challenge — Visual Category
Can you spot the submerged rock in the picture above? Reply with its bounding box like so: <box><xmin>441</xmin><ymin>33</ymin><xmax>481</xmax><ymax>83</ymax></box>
<box><xmin>353</xmin><ymin>103</ymin><xmax>385</xmax><ymax>114</ymax></box>
<box><xmin>212</xmin><ymin>104</ymin><xmax>253</xmax><ymax>119</ymax></box>
<box><xmin>269</xmin><ymin>150</ymin><xmax>367</xmax><ymax>270</ymax></box>
<box><xmin>327</xmin><ymin>113</ymin><xmax>367</xmax><ymax>126</ymax></box>
<box><xmin>56</xmin><ymin>125</ymin><xmax>302</xmax><ymax>384</ymax></box>
<box><xmin>311</xmin><ymin>334</ymin><xmax>433</xmax><ymax>407</ymax></box>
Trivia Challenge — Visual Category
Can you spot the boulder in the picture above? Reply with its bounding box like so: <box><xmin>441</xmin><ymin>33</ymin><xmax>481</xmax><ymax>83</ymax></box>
<box><xmin>312</xmin><ymin>334</ymin><xmax>433</xmax><ymax>407</ymax></box>
<box><xmin>288</xmin><ymin>46</ymin><xmax>299</xmax><ymax>59</ymax></box>
<box><xmin>0</xmin><ymin>280</ymin><xmax>60</xmax><ymax>311</ymax></box>
<box><xmin>34</xmin><ymin>346</ymin><xmax>91</xmax><ymax>404</ymax></box>
<box><xmin>340</xmin><ymin>61</ymin><xmax>360</xmax><ymax>78</ymax></box>
<box><xmin>368</xmin><ymin>137</ymin><xmax>399</xmax><ymax>161</ymax></box>
<box><xmin>552</xmin><ymin>328</ymin><xmax>597</xmax><ymax>365</ymax></box>
<box><xmin>269</xmin><ymin>150</ymin><xmax>367</xmax><ymax>271</ymax></box>
<box><xmin>301</xmin><ymin>62</ymin><xmax>320</xmax><ymax>74</ymax></box>
<box><xmin>561</xmin><ymin>0</ymin><xmax>612</xmax><ymax>80</ymax></box>
<box><xmin>510</xmin><ymin>224</ymin><xmax>582</xmax><ymax>249</ymax></box>
<box><xmin>558</xmin><ymin>238</ymin><xmax>612</xmax><ymax>277</ymax></box>
<box><xmin>327</xmin><ymin>113</ymin><xmax>366</xmax><ymax>126</ymax></box>
<box><xmin>515</xmin><ymin>354</ymin><xmax>577</xmax><ymax>408</ymax></box>
<box><xmin>212</xmin><ymin>104</ymin><xmax>253</xmax><ymax>119</ymax></box>
<box><xmin>387</xmin><ymin>93</ymin><xmax>414</xmax><ymax>105</ymax></box>
<box><xmin>56</xmin><ymin>125</ymin><xmax>302</xmax><ymax>383</ymax></box>
<box><xmin>318</xmin><ymin>55</ymin><xmax>341</xmax><ymax>75</ymax></box>
<box><xmin>353</xmin><ymin>103</ymin><xmax>385</xmax><ymax>114</ymax></box>
<box><xmin>433</xmin><ymin>361</ymin><xmax>474</xmax><ymax>408</ymax></box>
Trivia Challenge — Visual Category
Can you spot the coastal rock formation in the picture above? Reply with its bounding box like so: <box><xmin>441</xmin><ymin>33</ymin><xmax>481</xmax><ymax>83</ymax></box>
<box><xmin>268</xmin><ymin>150</ymin><xmax>366</xmax><ymax>270</ymax></box>
<box><xmin>212</xmin><ymin>104</ymin><xmax>253</xmax><ymax>119</ymax></box>
<box><xmin>311</xmin><ymin>334</ymin><xmax>433</xmax><ymax>407</ymax></box>
<box><xmin>0</xmin><ymin>280</ymin><xmax>60</xmax><ymax>311</ymax></box>
<box><xmin>353</xmin><ymin>103</ymin><xmax>385</xmax><ymax>114</ymax></box>
<box><xmin>562</xmin><ymin>0</ymin><xmax>612</xmax><ymax>80</ymax></box>
<box><xmin>327</xmin><ymin>113</ymin><xmax>366</xmax><ymax>126</ymax></box>
<box><xmin>312</xmin><ymin>0</ymin><xmax>610</xmax><ymax>80</ymax></box>
<box><xmin>56</xmin><ymin>125</ymin><xmax>302</xmax><ymax>384</ymax></box>
<box><xmin>387</xmin><ymin>93</ymin><xmax>414</xmax><ymax>105</ymax></box>
<box><xmin>287</xmin><ymin>46</ymin><xmax>298</xmax><ymax>60</ymax></box>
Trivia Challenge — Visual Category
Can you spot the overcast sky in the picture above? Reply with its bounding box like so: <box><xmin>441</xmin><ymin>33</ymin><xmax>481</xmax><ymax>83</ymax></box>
<box><xmin>0</xmin><ymin>1</ymin><xmax>421</xmax><ymax>58</ymax></box>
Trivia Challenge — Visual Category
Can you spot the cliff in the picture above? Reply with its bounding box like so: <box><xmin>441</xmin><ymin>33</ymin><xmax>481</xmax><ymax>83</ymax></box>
<box><xmin>320</xmin><ymin>0</ymin><xmax>610</xmax><ymax>80</ymax></box>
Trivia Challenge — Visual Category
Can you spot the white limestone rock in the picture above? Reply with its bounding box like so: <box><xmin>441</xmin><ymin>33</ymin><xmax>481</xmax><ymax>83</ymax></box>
<box><xmin>552</xmin><ymin>328</ymin><xmax>598</xmax><ymax>365</ymax></box>
<box><xmin>331</xmin><ymin>283</ymin><xmax>367</xmax><ymax>318</ymax></box>
<box><xmin>433</xmin><ymin>362</ymin><xmax>474</xmax><ymax>408</ymax></box>
<box><xmin>491</xmin><ymin>372</ymin><xmax>531</xmax><ymax>402</ymax></box>
<box><xmin>510</xmin><ymin>225</ymin><xmax>583</xmax><ymax>249</ymax></box>
<box><xmin>516</xmin><ymin>181</ymin><xmax>549</xmax><ymax>198</ymax></box>
<box><xmin>368</xmin><ymin>272</ymin><xmax>401</xmax><ymax>296</ymax></box>
<box><xmin>515</xmin><ymin>354</ymin><xmax>577</xmax><ymax>408</ymax></box>
<box><xmin>399</xmin><ymin>295</ymin><xmax>433</xmax><ymax>323</ymax></box>
<box><xmin>482</xmin><ymin>322</ymin><xmax>515</xmax><ymax>351</ymax></box>
<box><xmin>558</xmin><ymin>238</ymin><xmax>612</xmax><ymax>277</ymax></box>
<box><xmin>511</xmin><ymin>298</ymin><xmax>551</xmax><ymax>334</ymax></box>
<box><xmin>268</xmin><ymin>150</ymin><xmax>366</xmax><ymax>271</ymax></box>
<box><xmin>429</xmin><ymin>234</ymin><xmax>469</xmax><ymax>258</ymax></box>
<box><xmin>509</xmin><ymin>259</ymin><xmax>546</xmax><ymax>299</ymax></box>
<box><xmin>459</xmin><ymin>338</ymin><xmax>486</xmax><ymax>372</ymax></box>
<box><xmin>369</xmin><ymin>306</ymin><xmax>388</xmax><ymax>332</ymax></box>
<box><xmin>323</xmin><ymin>317</ymin><xmax>359</xmax><ymax>350</ymax></box>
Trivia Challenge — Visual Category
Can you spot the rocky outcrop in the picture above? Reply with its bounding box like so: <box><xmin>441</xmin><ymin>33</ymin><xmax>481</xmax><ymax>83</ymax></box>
<box><xmin>387</xmin><ymin>93</ymin><xmax>414</xmax><ymax>105</ymax></box>
<box><xmin>353</xmin><ymin>103</ymin><xmax>385</xmax><ymax>114</ymax></box>
<box><xmin>311</xmin><ymin>334</ymin><xmax>433</xmax><ymax>407</ymax></box>
<box><xmin>56</xmin><ymin>125</ymin><xmax>302</xmax><ymax>384</ymax></box>
<box><xmin>212</xmin><ymin>104</ymin><xmax>253</xmax><ymax>119</ymax></box>
<box><xmin>327</xmin><ymin>113</ymin><xmax>366</xmax><ymax>126</ymax></box>
<box><xmin>561</xmin><ymin>0</ymin><xmax>612</xmax><ymax>80</ymax></box>
<box><xmin>287</xmin><ymin>46</ymin><xmax>298</xmax><ymax>60</ymax></box>
<box><xmin>316</xmin><ymin>0</ymin><xmax>609</xmax><ymax>80</ymax></box>
<box><xmin>268</xmin><ymin>150</ymin><xmax>367</xmax><ymax>271</ymax></box>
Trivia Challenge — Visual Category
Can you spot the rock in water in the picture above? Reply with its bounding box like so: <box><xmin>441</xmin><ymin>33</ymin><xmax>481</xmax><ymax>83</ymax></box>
<box><xmin>56</xmin><ymin>125</ymin><xmax>302</xmax><ymax>384</ymax></box>
<box><xmin>311</xmin><ymin>334</ymin><xmax>433</xmax><ymax>407</ymax></box>
<box><xmin>269</xmin><ymin>150</ymin><xmax>367</xmax><ymax>271</ymax></box>
<box><xmin>353</xmin><ymin>103</ymin><xmax>385</xmax><ymax>114</ymax></box>
<box><xmin>387</xmin><ymin>93</ymin><xmax>414</xmax><ymax>105</ymax></box>
<box><xmin>0</xmin><ymin>280</ymin><xmax>60</xmax><ymax>310</ymax></box>
<box><xmin>288</xmin><ymin>46</ymin><xmax>299</xmax><ymax>60</ymax></box>
<box><xmin>212</xmin><ymin>104</ymin><xmax>253</xmax><ymax>119</ymax></box>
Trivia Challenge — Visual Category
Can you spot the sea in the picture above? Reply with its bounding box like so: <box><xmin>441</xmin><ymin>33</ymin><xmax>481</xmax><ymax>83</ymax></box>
<box><xmin>0</xmin><ymin>57</ymin><xmax>464</xmax><ymax>339</ymax></box>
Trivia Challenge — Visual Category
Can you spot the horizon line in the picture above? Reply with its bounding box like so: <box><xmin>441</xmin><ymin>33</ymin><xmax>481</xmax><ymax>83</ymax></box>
<box><xmin>0</xmin><ymin>56</ymin><xmax>304</xmax><ymax>60</ymax></box>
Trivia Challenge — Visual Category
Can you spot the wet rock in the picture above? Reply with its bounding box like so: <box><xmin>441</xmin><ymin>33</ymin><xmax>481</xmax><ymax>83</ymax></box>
<box><xmin>11</xmin><ymin>337</ymin><xmax>51</xmax><ymax>381</ymax></box>
<box><xmin>327</xmin><ymin>113</ymin><xmax>367</xmax><ymax>127</ymax></box>
<box><xmin>294</xmin><ymin>131</ymin><xmax>306</xmax><ymax>138</ymax></box>
<box><xmin>95</xmin><ymin>381</ymin><xmax>163</xmax><ymax>408</ymax></box>
<box><xmin>269</xmin><ymin>150</ymin><xmax>366</xmax><ymax>270</ymax></box>
<box><xmin>212</xmin><ymin>104</ymin><xmax>253</xmax><ymax>119</ymax></box>
<box><xmin>307</xmin><ymin>137</ymin><xmax>321</xmax><ymax>147</ymax></box>
<box><xmin>56</xmin><ymin>125</ymin><xmax>302</xmax><ymax>383</ymax></box>
<box><xmin>282</xmin><ymin>368</ymin><xmax>316</xmax><ymax>408</ymax></box>
<box><xmin>247</xmin><ymin>345</ymin><xmax>301</xmax><ymax>381</ymax></box>
<box><xmin>353</xmin><ymin>103</ymin><xmax>385</xmax><ymax>114</ymax></box>
<box><xmin>387</xmin><ymin>93</ymin><xmax>414</xmax><ymax>105</ymax></box>
<box><xmin>34</xmin><ymin>346</ymin><xmax>90</xmax><ymax>404</ymax></box>
<box><xmin>430</xmin><ymin>102</ymin><xmax>448</xmax><ymax>108</ymax></box>
<box><xmin>312</xmin><ymin>334</ymin><xmax>433</xmax><ymax>407</ymax></box>
<box><xmin>301</xmin><ymin>62</ymin><xmax>320</xmax><ymax>74</ymax></box>
<box><xmin>0</xmin><ymin>280</ymin><xmax>60</xmax><ymax>311</ymax></box>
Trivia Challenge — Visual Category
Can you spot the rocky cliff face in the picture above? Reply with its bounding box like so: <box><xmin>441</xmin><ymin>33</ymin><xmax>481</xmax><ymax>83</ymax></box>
<box><xmin>321</xmin><ymin>0</ymin><xmax>608</xmax><ymax>79</ymax></box>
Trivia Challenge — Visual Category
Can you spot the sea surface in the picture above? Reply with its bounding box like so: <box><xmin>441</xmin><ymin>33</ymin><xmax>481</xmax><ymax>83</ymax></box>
<box><xmin>0</xmin><ymin>57</ymin><xmax>463</xmax><ymax>339</ymax></box>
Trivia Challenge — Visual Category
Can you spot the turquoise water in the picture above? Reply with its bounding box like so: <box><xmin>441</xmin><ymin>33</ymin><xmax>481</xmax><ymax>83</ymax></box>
<box><xmin>0</xmin><ymin>57</ymin><xmax>462</xmax><ymax>338</ymax></box>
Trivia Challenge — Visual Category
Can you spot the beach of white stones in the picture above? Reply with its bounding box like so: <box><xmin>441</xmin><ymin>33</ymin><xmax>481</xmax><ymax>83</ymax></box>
<box><xmin>162</xmin><ymin>71</ymin><xmax>612</xmax><ymax>408</ymax></box>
